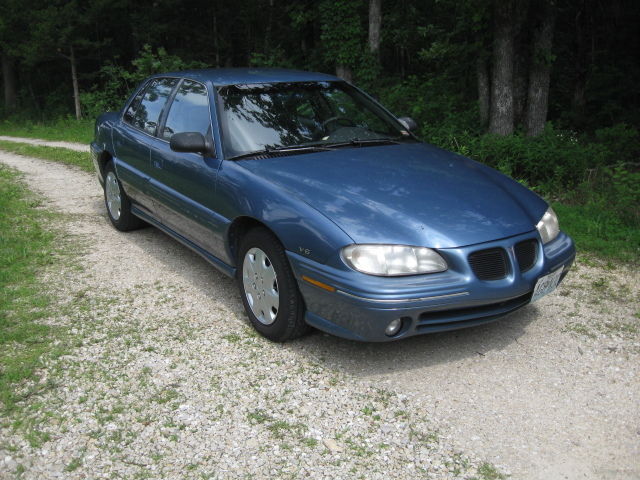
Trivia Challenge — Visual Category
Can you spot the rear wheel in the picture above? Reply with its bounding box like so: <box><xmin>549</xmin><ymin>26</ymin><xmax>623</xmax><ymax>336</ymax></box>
<box><xmin>103</xmin><ymin>161</ymin><xmax>143</xmax><ymax>231</ymax></box>
<box><xmin>237</xmin><ymin>228</ymin><xmax>309</xmax><ymax>342</ymax></box>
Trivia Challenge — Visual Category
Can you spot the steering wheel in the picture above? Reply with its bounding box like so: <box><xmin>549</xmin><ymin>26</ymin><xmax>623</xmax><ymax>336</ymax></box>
<box><xmin>321</xmin><ymin>116</ymin><xmax>356</xmax><ymax>132</ymax></box>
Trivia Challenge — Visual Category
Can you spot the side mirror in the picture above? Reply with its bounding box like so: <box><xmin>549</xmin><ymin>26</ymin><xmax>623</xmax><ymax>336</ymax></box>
<box><xmin>169</xmin><ymin>132</ymin><xmax>213</xmax><ymax>155</ymax></box>
<box><xmin>398</xmin><ymin>116</ymin><xmax>418</xmax><ymax>132</ymax></box>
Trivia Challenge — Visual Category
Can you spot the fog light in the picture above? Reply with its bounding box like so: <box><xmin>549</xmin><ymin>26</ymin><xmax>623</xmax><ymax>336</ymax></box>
<box><xmin>385</xmin><ymin>318</ymin><xmax>403</xmax><ymax>337</ymax></box>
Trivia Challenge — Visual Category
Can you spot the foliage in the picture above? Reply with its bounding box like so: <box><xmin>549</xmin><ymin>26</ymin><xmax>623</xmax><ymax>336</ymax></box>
<box><xmin>249</xmin><ymin>47</ymin><xmax>296</xmax><ymax>69</ymax></box>
<box><xmin>319</xmin><ymin>0</ymin><xmax>365</xmax><ymax>70</ymax></box>
<box><xmin>80</xmin><ymin>45</ymin><xmax>208</xmax><ymax>118</ymax></box>
<box><xmin>432</xmin><ymin>126</ymin><xmax>611</xmax><ymax>190</ymax></box>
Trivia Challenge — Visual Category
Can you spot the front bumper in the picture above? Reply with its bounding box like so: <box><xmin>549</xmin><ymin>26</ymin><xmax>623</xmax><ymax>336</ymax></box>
<box><xmin>288</xmin><ymin>231</ymin><xmax>575</xmax><ymax>342</ymax></box>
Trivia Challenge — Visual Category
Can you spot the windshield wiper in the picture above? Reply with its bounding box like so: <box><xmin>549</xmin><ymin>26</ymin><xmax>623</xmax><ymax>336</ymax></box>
<box><xmin>228</xmin><ymin>144</ymin><xmax>332</xmax><ymax>161</ymax></box>
<box><xmin>323</xmin><ymin>138</ymin><xmax>402</xmax><ymax>149</ymax></box>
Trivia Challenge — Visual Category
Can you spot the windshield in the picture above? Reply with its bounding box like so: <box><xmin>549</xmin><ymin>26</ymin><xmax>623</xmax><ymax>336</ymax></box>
<box><xmin>216</xmin><ymin>81</ymin><xmax>409</xmax><ymax>158</ymax></box>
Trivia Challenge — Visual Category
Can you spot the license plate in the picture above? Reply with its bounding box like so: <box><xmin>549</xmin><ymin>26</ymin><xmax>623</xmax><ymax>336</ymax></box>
<box><xmin>531</xmin><ymin>267</ymin><xmax>564</xmax><ymax>303</ymax></box>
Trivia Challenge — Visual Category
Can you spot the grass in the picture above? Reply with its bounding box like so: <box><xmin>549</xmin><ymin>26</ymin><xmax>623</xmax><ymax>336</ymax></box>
<box><xmin>0</xmin><ymin>165</ymin><xmax>62</xmax><ymax>413</ymax></box>
<box><xmin>553</xmin><ymin>201</ymin><xmax>639</xmax><ymax>264</ymax></box>
<box><xmin>0</xmin><ymin>140</ymin><xmax>93</xmax><ymax>173</ymax></box>
<box><xmin>475</xmin><ymin>462</ymin><xmax>508</xmax><ymax>480</ymax></box>
<box><xmin>0</xmin><ymin>117</ymin><xmax>93</xmax><ymax>144</ymax></box>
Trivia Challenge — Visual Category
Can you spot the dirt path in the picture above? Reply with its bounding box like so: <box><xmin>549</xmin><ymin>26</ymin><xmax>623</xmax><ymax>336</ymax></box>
<box><xmin>0</xmin><ymin>145</ymin><xmax>638</xmax><ymax>479</ymax></box>
<box><xmin>0</xmin><ymin>135</ymin><xmax>89</xmax><ymax>152</ymax></box>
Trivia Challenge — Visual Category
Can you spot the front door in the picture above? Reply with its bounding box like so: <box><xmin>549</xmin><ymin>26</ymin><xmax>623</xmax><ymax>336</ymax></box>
<box><xmin>149</xmin><ymin>79</ymin><xmax>226</xmax><ymax>259</ymax></box>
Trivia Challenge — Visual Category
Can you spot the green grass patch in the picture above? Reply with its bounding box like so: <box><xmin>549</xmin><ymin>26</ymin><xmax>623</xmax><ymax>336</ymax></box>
<box><xmin>0</xmin><ymin>140</ymin><xmax>93</xmax><ymax>173</ymax></box>
<box><xmin>0</xmin><ymin>117</ymin><xmax>93</xmax><ymax>144</ymax></box>
<box><xmin>0</xmin><ymin>165</ymin><xmax>63</xmax><ymax>413</ymax></box>
<box><xmin>475</xmin><ymin>462</ymin><xmax>507</xmax><ymax>480</ymax></box>
<box><xmin>553</xmin><ymin>201</ymin><xmax>639</xmax><ymax>264</ymax></box>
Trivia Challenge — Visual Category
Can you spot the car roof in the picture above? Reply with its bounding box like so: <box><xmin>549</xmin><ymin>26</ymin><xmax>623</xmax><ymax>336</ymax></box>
<box><xmin>152</xmin><ymin>68</ymin><xmax>340</xmax><ymax>86</ymax></box>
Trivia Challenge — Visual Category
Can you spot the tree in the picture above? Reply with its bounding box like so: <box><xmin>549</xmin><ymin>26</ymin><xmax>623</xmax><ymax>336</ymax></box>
<box><xmin>1</xmin><ymin>53</ymin><xmax>17</xmax><ymax>113</ymax></box>
<box><xmin>525</xmin><ymin>0</ymin><xmax>557</xmax><ymax>136</ymax></box>
<box><xmin>489</xmin><ymin>0</ymin><xmax>516</xmax><ymax>135</ymax></box>
<box><xmin>21</xmin><ymin>0</ymin><xmax>107</xmax><ymax>119</ymax></box>
<box><xmin>320</xmin><ymin>0</ymin><xmax>365</xmax><ymax>82</ymax></box>
<box><xmin>477</xmin><ymin>56</ymin><xmax>490</xmax><ymax>127</ymax></box>
<box><xmin>0</xmin><ymin>0</ymin><xmax>26</xmax><ymax>113</ymax></box>
<box><xmin>369</xmin><ymin>0</ymin><xmax>382</xmax><ymax>56</ymax></box>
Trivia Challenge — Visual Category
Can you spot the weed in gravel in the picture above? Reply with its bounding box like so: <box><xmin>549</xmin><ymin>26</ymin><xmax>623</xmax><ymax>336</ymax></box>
<box><xmin>409</xmin><ymin>427</ymin><xmax>439</xmax><ymax>445</ymax></box>
<box><xmin>222</xmin><ymin>333</ymin><xmax>242</xmax><ymax>343</ymax></box>
<box><xmin>64</xmin><ymin>450</ymin><xmax>85</xmax><ymax>472</ymax></box>
<box><xmin>344</xmin><ymin>436</ymin><xmax>375</xmax><ymax>457</ymax></box>
<box><xmin>476</xmin><ymin>462</ymin><xmax>508</xmax><ymax>479</ymax></box>
<box><xmin>151</xmin><ymin>387</ymin><xmax>180</xmax><ymax>405</ymax></box>
<box><xmin>301</xmin><ymin>437</ymin><xmax>319</xmax><ymax>448</ymax></box>
<box><xmin>563</xmin><ymin>322</ymin><xmax>597</xmax><ymax>339</ymax></box>
<box><xmin>247</xmin><ymin>409</ymin><xmax>272</xmax><ymax>424</ymax></box>
<box><xmin>600</xmin><ymin>321</ymin><xmax>638</xmax><ymax>336</ymax></box>
<box><xmin>592</xmin><ymin>277</ymin><xmax>609</xmax><ymax>290</ymax></box>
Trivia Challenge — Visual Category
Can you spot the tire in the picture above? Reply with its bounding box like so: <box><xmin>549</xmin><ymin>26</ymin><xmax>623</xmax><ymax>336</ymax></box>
<box><xmin>237</xmin><ymin>227</ymin><xmax>309</xmax><ymax>342</ymax></box>
<box><xmin>103</xmin><ymin>161</ymin><xmax>143</xmax><ymax>231</ymax></box>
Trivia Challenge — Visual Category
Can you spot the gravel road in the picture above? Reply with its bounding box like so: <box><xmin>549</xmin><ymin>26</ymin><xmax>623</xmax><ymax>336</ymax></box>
<box><xmin>0</xmin><ymin>141</ymin><xmax>638</xmax><ymax>479</ymax></box>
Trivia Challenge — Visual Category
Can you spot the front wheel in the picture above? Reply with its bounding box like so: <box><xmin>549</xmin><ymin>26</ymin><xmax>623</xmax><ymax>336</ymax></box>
<box><xmin>103</xmin><ymin>161</ymin><xmax>143</xmax><ymax>231</ymax></box>
<box><xmin>237</xmin><ymin>228</ymin><xmax>309</xmax><ymax>342</ymax></box>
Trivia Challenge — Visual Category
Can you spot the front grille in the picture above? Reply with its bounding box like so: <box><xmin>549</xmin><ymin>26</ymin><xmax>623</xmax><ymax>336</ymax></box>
<box><xmin>416</xmin><ymin>292</ymin><xmax>532</xmax><ymax>332</ymax></box>
<box><xmin>514</xmin><ymin>239</ymin><xmax>538</xmax><ymax>272</ymax></box>
<box><xmin>468</xmin><ymin>248</ymin><xmax>509</xmax><ymax>280</ymax></box>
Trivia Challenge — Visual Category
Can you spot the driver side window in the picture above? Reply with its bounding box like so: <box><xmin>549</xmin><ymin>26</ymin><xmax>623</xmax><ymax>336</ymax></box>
<box><xmin>161</xmin><ymin>80</ymin><xmax>211</xmax><ymax>140</ymax></box>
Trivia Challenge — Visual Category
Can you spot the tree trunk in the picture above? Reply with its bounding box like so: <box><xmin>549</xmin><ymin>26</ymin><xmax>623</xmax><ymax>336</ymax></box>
<box><xmin>525</xmin><ymin>1</ymin><xmax>556</xmax><ymax>137</ymax></box>
<box><xmin>336</xmin><ymin>64</ymin><xmax>353</xmax><ymax>83</ymax></box>
<box><xmin>489</xmin><ymin>0</ymin><xmax>516</xmax><ymax>136</ymax></box>
<box><xmin>513</xmin><ymin>52</ymin><xmax>528</xmax><ymax>128</ymax></box>
<box><xmin>368</xmin><ymin>0</ymin><xmax>382</xmax><ymax>56</ymax></box>
<box><xmin>512</xmin><ymin>0</ymin><xmax>530</xmax><ymax>128</ymax></box>
<box><xmin>477</xmin><ymin>57</ymin><xmax>490</xmax><ymax>128</ymax></box>
<box><xmin>212</xmin><ymin>7</ymin><xmax>220</xmax><ymax>67</ymax></box>
<box><xmin>69</xmin><ymin>46</ymin><xmax>82</xmax><ymax>120</ymax></box>
<box><xmin>1</xmin><ymin>53</ymin><xmax>18</xmax><ymax>113</ymax></box>
<box><xmin>571</xmin><ymin>7</ymin><xmax>589</xmax><ymax>128</ymax></box>
<box><xmin>264</xmin><ymin>0</ymin><xmax>274</xmax><ymax>52</ymax></box>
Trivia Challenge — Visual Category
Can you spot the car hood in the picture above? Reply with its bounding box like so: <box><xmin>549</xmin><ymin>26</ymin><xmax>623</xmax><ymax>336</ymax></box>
<box><xmin>237</xmin><ymin>143</ymin><xmax>547</xmax><ymax>248</ymax></box>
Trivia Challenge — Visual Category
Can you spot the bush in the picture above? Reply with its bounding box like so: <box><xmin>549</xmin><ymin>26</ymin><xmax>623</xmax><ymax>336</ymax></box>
<box><xmin>423</xmin><ymin>126</ymin><xmax>611</xmax><ymax>192</ymax></box>
<box><xmin>594</xmin><ymin>123</ymin><xmax>640</xmax><ymax>164</ymax></box>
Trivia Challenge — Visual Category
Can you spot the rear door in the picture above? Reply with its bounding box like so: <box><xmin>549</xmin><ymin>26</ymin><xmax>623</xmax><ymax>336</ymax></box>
<box><xmin>113</xmin><ymin>77</ymin><xmax>178</xmax><ymax>215</ymax></box>
<box><xmin>148</xmin><ymin>79</ymin><xmax>225</xmax><ymax>258</ymax></box>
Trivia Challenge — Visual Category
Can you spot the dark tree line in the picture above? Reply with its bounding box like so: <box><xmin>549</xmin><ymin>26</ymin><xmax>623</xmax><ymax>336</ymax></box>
<box><xmin>1</xmin><ymin>0</ymin><xmax>638</xmax><ymax>136</ymax></box>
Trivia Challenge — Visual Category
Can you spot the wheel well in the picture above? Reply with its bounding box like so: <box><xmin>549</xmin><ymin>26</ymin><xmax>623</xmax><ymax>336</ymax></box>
<box><xmin>228</xmin><ymin>217</ymin><xmax>274</xmax><ymax>263</ymax></box>
<box><xmin>98</xmin><ymin>151</ymin><xmax>113</xmax><ymax>177</ymax></box>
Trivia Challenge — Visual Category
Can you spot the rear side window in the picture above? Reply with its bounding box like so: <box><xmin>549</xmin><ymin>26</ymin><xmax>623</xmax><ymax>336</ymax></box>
<box><xmin>161</xmin><ymin>80</ymin><xmax>211</xmax><ymax>140</ymax></box>
<box><xmin>124</xmin><ymin>78</ymin><xmax>178</xmax><ymax>135</ymax></box>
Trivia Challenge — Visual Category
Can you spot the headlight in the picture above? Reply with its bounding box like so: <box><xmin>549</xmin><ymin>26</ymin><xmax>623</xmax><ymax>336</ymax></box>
<box><xmin>341</xmin><ymin>244</ymin><xmax>447</xmax><ymax>276</ymax></box>
<box><xmin>536</xmin><ymin>207</ymin><xmax>560</xmax><ymax>244</ymax></box>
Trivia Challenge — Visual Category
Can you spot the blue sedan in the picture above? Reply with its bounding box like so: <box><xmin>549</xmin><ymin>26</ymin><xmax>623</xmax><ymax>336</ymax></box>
<box><xmin>91</xmin><ymin>68</ymin><xmax>575</xmax><ymax>342</ymax></box>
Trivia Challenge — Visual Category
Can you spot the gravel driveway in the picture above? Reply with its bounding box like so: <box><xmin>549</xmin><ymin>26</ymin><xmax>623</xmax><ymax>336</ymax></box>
<box><xmin>0</xmin><ymin>142</ymin><xmax>638</xmax><ymax>479</ymax></box>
